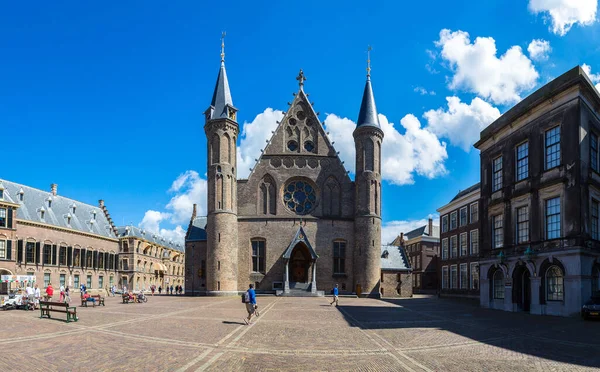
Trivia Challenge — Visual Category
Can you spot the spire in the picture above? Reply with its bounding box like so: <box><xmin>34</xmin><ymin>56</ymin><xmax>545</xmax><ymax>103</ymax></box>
<box><xmin>205</xmin><ymin>32</ymin><xmax>237</xmax><ymax>122</ymax></box>
<box><xmin>296</xmin><ymin>69</ymin><xmax>306</xmax><ymax>91</ymax></box>
<box><xmin>356</xmin><ymin>46</ymin><xmax>380</xmax><ymax>128</ymax></box>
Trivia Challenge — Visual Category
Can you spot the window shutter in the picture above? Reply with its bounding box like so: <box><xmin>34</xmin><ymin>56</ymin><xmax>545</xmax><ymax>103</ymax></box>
<box><xmin>35</xmin><ymin>242</ymin><xmax>41</xmax><ymax>264</ymax></box>
<box><xmin>67</xmin><ymin>246</ymin><xmax>73</xmax><ymax>266</ymax></box>
<box><xmin>17</xmin><ymin>240</ymin><xmax>23</xmax><ymax>263</ymax></box>
<box><xmin>51</xmin><ymin>245</ymin><xmax>57</xmax><ymax>265</ymax></box>
<box><xmin>7</xmin><ymin>207</ymin><xmax>13</xmax><ymax>229</ymax></box>
<box><xmin>6</xmin><ymin>240</ymin><xmax>12</xmax><ymax>260</ymax></box>
<box><xmin>81</xmin><ymin>249</ymin><xmax>86</xmax><ymax>268</ymax></box>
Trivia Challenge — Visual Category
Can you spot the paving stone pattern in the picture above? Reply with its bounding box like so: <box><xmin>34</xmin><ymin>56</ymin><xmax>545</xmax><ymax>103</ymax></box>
<box><xmin>0</xmin><ymin>295</ymin><xmax>599</xmax><ymax>371</ymax></box>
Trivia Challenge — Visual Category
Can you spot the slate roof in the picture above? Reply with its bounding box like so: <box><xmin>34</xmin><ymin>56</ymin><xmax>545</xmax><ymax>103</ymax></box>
<box><xmin>0</xmin><ymin>179</ymin><xmax>116</xmax><ymax>239</ymax></box>
<box><xmin>381</xmin><ymin>245</ymin><xmax>411</xmax><ymax>271</ymax></box>
<box><xmin>403</xmin><ymin>223</ymin><xmax>440</xmax><ymax>241</ymax></box>
<box><xmin>356</xmin><ymin>77</ymin><xmax>381</xmax><ymax>128</ymax></box>
<box><xmin>450</xmin><ymin>183</ymin><xmax>480</xmax><ymax>203</ymax></box>
<box><xmin>206</xmin><ymin>61</ymin><xmax>235</xmax><ymax>120</ymax></box>
<box><xmin>186</xmin><ymin>216</ymin><xmax>208</xmax><ymax>242</ymax></box>
<box><xmin>116</xmin><ymin>225</ymin><xmax>185</xmax><ymax>252</ymax></box>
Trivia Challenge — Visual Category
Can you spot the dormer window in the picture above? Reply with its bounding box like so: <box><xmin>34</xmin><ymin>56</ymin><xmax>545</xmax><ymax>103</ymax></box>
<box><xmin>66</xmin><ymin>214</ymin><xmax>72</xmax><ymax>225</ymax></box>
<box><xmin>0</xmin><ymin>189</ymin><xmax>3</xmax><ymax>200</ymax></box>
<box><xmin>71</xmin><ymin>204</ymin><xmax>77</xmax><ymax>214</ymax></box>
<box><xmin>40</xmin><ymin>208</ymin><xmax>45</xmax><ymax>220</ymax></box>
<box><xmin>19</xmin><ymin>191</ymin><xmax>24</xmax><ymax>202</ymax></box>
<box><xmin>47</xmin><ymin>199</ymin><xmax>52</xmax><ymax>208</ymax></box>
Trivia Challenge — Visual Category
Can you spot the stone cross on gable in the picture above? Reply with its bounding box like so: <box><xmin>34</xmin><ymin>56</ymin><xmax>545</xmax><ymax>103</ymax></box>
<box><xmin>296</xmin><ymin>69</ymin><xmax>306</xmax><ymax>89</ymax></box>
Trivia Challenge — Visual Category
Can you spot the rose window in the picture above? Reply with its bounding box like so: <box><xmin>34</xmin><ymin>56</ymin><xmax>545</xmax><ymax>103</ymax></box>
<box><xmin>283</xmin><ymin>180</ymin><xmax>317</xmax><ymax>215</ymax></box>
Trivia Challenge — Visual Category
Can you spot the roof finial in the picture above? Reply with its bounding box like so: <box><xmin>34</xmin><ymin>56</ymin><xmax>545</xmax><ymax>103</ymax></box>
<box><xmin>296</xmin><ymin>69</ymin><xmax>306</xmax><ymax>90</ymax></box>
<box><xmin>366</xmin><ymin>45</ymin><xmax>372</xmax><ymax>80</ymax></box>
<box><xmin>220</xmin><ymin>31</ymin><xmax>226</xmax><ymax>64</ymax></box>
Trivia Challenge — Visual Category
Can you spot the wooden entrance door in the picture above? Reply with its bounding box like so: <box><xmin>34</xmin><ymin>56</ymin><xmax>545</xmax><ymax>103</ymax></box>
<box><xmin>290</xmin><ymin>245</ymin><xmax>309</xmax><ymax>283</ymax></box>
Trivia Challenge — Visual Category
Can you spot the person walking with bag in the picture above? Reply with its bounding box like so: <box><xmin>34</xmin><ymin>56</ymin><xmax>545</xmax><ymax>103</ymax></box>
<box><xmin>243</xmin><ymin>284</ymin><xmax>258</xmax><ymax>325</ymax></box>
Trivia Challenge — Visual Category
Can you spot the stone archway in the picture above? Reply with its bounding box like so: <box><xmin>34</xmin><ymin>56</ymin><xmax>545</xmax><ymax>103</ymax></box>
<box><xmin>290</xmin><ymin>244</ymin><xmax>310</xmax><ymax>283</ymax></box>
<box><xmin>512</xmin><ymin>263</ymin><xmax>531</xmax><ymax>312</ymax></box>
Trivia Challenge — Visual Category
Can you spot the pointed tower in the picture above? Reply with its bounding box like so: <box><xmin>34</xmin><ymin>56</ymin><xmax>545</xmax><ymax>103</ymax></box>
<box><xmin>204</xmin><ymin>34</ymin><xmax>239</xmax><ymax>295</ymax></box>
<box><xmin>353</xmin><ymin>48</ymin><xmax>384</xmax><ymax>298</ymax></box>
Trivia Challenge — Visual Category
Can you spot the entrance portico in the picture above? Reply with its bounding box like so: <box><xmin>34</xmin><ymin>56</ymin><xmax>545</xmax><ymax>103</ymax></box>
<box><xmin>282</xmin><ymin>227</ymin><xmax>319</xmax><ymax>294</ymax></box>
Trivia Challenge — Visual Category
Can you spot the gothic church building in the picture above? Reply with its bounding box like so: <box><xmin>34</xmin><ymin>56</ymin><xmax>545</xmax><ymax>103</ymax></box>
<box><xmin>185</xmin><ymin>47</ymin><xmax>390</xmax><ymax>297</ymax></box>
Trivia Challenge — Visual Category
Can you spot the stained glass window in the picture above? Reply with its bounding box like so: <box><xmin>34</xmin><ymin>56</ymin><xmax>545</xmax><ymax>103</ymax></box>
<box><xmin>283</xmin><ymin>180</ymin><xmax>317</xmax><ymax>215</ymax></box>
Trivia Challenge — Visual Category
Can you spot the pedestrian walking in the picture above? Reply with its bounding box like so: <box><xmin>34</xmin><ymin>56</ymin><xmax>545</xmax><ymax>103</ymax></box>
<box><xmin>243</xmin><ymin>284</ymin><xmax>258</xmax><ymax>325</ymax></box>
<box><xmin>59</xmin><ymin>284</ymin><xmax>65</xmax><ymax>302</ymax></box>
<box><xmin>158</xmin><ymin>286</ymin><xmax>162</xmax><ymax>295</ymax></box>
<box><xmin>26</xmin><ymin>284</ymin><xmax>35</xmax><ymax>311</ymax></box>
<box><xmin>330</xmin><ymin>284</ymin><xmax>339</xmax><ymax>306</ymax></box>
<box><xmin>151</xmin><ymin>285</ymin><xmax>155</xmax><ymax>296</ymax></box>
<box><xmin>65</xmin><ymin>286</ymin><xmax>71</xmax><ymax>303</ymax></box>
<box><xmin>170</xmin><ymin>285</ymin><xmax>174</xmax><ymax>295</ymax></box>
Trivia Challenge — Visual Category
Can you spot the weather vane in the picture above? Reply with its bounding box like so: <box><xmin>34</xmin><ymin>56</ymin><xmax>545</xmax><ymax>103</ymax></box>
<box><xmin>367</xmin><ymin>45</ymin><xmax>372</xmax><ymax>78</ymax></box>
<box><xmin>220</xmin><ymin>31</ymin><xmax>226</xmax><ymax>62</ymax></box>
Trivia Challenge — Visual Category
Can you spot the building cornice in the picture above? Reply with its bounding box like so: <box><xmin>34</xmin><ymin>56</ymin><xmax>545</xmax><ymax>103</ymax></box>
<box><xmin>437</xmin><ymin>191</ymin><xmax>480</xmax><ymax>215</ymax></box>
<box><xmin>16</xmin><ymin>219</ymin><xmax>119</xmax><ymax>243</ymax></box>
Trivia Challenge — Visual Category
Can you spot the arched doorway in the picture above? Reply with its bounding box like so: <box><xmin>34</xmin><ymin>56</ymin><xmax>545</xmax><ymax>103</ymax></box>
<box><xmin>513</xmin><ymin>264</ymin><xmax>531</xmax><ymax>312</ymax></box>
<box><xmin>0</xmin><ymin>268</ymin><xmax>13</xmax><ymax>295</ymax></box>
<box><xmin>290</xmin><ymin>244</ymin><xmax>310</xmax><ymax>283</ymax></box>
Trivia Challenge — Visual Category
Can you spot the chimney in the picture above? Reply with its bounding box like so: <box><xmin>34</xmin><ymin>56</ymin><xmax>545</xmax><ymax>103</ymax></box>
<box><xmin>99</xmin><ymin>199</ymin><xmax>105</xmax><ymax>208</ymax></box>
<box><xmin>192</xmin><ymin>204</ymin><xmax>197</xmax><ymax>218</ymax></box>
<box><xmin>428</xmin><ymin>218</ymin><xmax>433</xmax><ymax>236</ymax></box>
<box><xmin>50</xmin><ymin>183</ymin><xmax>58</xmax><ymax>196</ymax></box>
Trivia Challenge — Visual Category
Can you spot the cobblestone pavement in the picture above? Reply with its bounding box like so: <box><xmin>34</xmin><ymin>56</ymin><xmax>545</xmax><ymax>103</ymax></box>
<box><xmin>0</xmin><ymin>294</ymin><xmax>599</xmax><ymax>371</ymax></box>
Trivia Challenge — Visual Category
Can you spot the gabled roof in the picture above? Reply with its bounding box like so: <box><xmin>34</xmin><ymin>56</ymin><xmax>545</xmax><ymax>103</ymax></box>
<box><xmin>282</xmin><ymin>226</ymin><xmax>318</xmax><ymax>260</ymax></box>
<box><xmin>0</xmin><ymin>179</ymin><xmax>116</xmax><ymax>239</ymax></box>
<box><xmin>450</xmin><ymin>183</ymin><xmax>480</xmax><ymax>203</ymax></box>
<box><xmin>186</xmin><ymin>216</ymin><xmax>207</xmax><ymax>242</ymax></box>
<box><xmin>381</xmin><ymin>245</ymin><xmax>411</xmax><ymax>271</ymax></box>
<box><xmin>356</xmin><ymin>77</ymin><xmax>381</xmax><ymax>128</ymax></box>
<box><xmin>404</xmin><ymin>224</ymin><xmax>440</xmax><ymax>240</ymax></box>
<box><xmin>116</xmin><ymin>225</ymin><xmax>184</xmax><ymax>252</ymax></box>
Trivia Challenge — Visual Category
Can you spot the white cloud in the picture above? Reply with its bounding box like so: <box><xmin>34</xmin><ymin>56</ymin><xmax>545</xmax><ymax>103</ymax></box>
<box><xmin>435</xmin><ymin>29</ymin><xmax>539</xmax><ymax>105</ymax></box>
<box><xmin>424</xmin><ymin>96</ymin><xmax>501</xmax><ymax>151</ymax></box>
<box><xmin>237</xmin><ymin>108</ymin><xmax>285</xmax><ymax>179</ymax></box>
<box><xmin>139</xmin><ymin>170</ymin><xmax>207</xmax><ymax>245</ymax></box>
<box><xmin>381</xmin><ymin>215</ymin><xmax>439</xmax><ymax>245</ymax></box>
<box><xmin>324</xmin><ymin>113</ymin><xmax>448</xmax><ymax>185</ymax></box>
<box><xmin>582</xmin><ymin>63</ymin><xmax>600</xmax><ymax>91</ymax></box>
<box><xmin>529</xmin><ymin>0</ymin><xmax>597</xmax><ymax>36</ymax></box>
<box><xmin>527</xmin><ymin>39</ymin><xmax>552</xmax><ymax>61</ymax></box>
<box><xmin>414</xmin><ymin>86</ymin><xmax>436</xmax><ymax>95</ymax></box>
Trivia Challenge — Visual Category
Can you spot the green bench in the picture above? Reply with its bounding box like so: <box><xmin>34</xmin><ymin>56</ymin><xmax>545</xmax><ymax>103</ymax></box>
<box><xmin>39</xmin><ymin>301</ymin><xmax>78</xmax><ymax>323</ymax></box>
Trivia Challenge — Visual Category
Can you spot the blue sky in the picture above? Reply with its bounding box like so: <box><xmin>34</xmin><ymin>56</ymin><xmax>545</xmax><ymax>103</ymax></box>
<box><xmin>2</xmin><ymin>1</ymin><xmax>600</xmax><ymax>243</ymax></box>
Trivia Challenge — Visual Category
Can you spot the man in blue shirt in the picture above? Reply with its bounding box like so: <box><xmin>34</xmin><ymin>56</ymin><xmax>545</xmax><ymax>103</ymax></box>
<box><xmin>330</xmin><ymin>284</ymin><xmax>339</xmax><ymax>306</ymax></box>
<box><xmin>244</xmin><ymin>284</ymin><xmax>257</xmax><ymax>325</ymax></box>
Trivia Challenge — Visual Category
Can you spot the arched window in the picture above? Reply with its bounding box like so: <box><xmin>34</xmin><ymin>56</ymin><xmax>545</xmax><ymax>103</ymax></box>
<box><xmin>333</xmin><ymin>240</ymin><xmax>346</xmax><ymax>274</ymax></box>
<box><xmin>493</xmin><ymin>270</ymin><xmax>504</xmax><ymax>299</ymax></box>
<box><xmin>593</xmin><ymin>265</ymin><xmax>600</xmax><ymax>295</ymax></box>
<box><xmin>323</xmin><ymin>176</ymin><xmax>340</xmax><ymax>217</ymax></box>
<box><xmin>251</xmin><ymin>239</ymin><xmax>266</xmax><ymax>274</ymax></box>
<box><xmin>546</xmin><ymin>265</ymin><xmax>564</xmax><ymax>301</ymax></box>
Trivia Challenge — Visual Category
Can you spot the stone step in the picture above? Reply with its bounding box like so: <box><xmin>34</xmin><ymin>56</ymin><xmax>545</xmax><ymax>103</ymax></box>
<box><xmin>275</xmin><ymin>290</ymin><xmax>325</xmax><ymax>297</ymax></box>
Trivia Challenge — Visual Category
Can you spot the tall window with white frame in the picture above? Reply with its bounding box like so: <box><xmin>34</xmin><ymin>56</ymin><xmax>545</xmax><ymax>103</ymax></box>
<box><xmin>442</xmin><ymin>215</ymin><xmax>448</xmax><ymax>233</ymax></box>
<box><xmin>442</xmin><ymin>266</ymin><xmax>448</xmax><ymax>289</ymax></box>
<box><xmin>333</xmin><ymin>241</ymin><xmax>346</xmax><ymax>274</ymax></box>
<box><xmin>460</xmin><ymin>263</ymin><xmax>467</xmax><ymax>289</ymax></box>
<box><xmin>492</xmin><ymin>156</ymin><xmax>503</xmax><ymax>192</ymax></box>
<box><xmin>450</xmin><ymin>265</ymin><xmax>457</xmax><ymax>289</ymax></box>
<box><xmin>516</xmin><ymin>141</ymin><xmax>529</xmax><ymax>181</ymax></box>
<box><xmin>470</xmin><ymin>262</ymin><xmax>479</xmax><ymax>290</ymax></box>
<box><xmin>493</xmin><ymin>214</ymin><xmax>504</xmax><ymax>249</ymax></box>
<box><xmin>441</xmin><ymin>238</ymin><xmax>448</xmax><ymax>260</ymax></box>
<box><xmin>459</xmin><ymin>207</ymin><xmax>467</xmax><ymax>227</ymax></box>
<box><xmin>546</xmin><ymin>265</ymin><xmax>564</xmax><ymax>301</ymax></box>
<box><xmin>0</xmin><ymin>207</ymin><xmax>6</xmax><ymax>227</ymax></box>
<box><xmin>493</xmin><ymin>270</ymin><xmax>504</xmax><ymax>299</ymax></box>
<box><xmin>470</xmin><ymin>202</ymin><xmax>478</xmax><ymax>224</ymax></box>
<box><xmin>516</xmin><ymin>206</ymin><xmax>529</xmax><ymax>243</ymax></box>
<box><xmin>591</xmin><ymin>132</ymin><xmax>599</xmax><ymax>172</ymax></box>
<box><xmin>450</xmin><ymin>211</ymin><xmax>457</xmax><ymax>230</ymax></box>
<box><xmin>459</xmin><ymin>232</ymin><xmax>467</xmax><ymax>256</ymax></box>
<box><xmin>592</xmin><ymin>199</ymin><xmax>599</xmax><ymax>240</ymax></box>
<box><xmin>450</xmin><ymin>235</ymin><xmax>457</xmax><ymax>258</ymax></box>
<box><xmin>0</xmin><ymin>240</ymin><xmax>5</xmax><ymax>259</ymax></box>
<box><xmin>545</xmin><ymin>126</ymin><xmax>561</xmax><ymax>170</ymax></box>
<box><xmin>470</xmin><ymin>230</ymin><xmax>479</xmax><ymax>255</ymax></box>
<box><xmin>546</xmin><ymin>197</ymin><xmax>561</xmax><ymax>239</ymax></box>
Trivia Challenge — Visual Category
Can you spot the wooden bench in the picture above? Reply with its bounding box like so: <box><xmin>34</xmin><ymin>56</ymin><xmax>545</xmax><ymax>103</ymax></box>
<box><xmin>39</xmin><ymin>301</ymin><xmax>78</xmax><ymax>323</ymax></box>
<box><xmin>80</xmin><ymin>295</ymin><xmax>99</xmax><ymax>307</ymax></box>
<box><xmin>92</xmin><ymin>294</ymin><xmax>105</xmax><ymax>306</ymax></box>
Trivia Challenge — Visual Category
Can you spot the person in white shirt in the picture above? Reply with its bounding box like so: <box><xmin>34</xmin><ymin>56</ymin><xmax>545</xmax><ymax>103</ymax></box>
<box><xmin>59</xmin><ymin>285</ymin><xmax>65</xmax><ymax>302</ymax></box>
<box><xmin>25</xmin><ymin>285</ymin><xmax>35</xmax><ymax>311</ymax></box>
<box><xmin>33</xmin><ymin>284</ymin><xmax>41</xmax><ymax>310</ymax></box>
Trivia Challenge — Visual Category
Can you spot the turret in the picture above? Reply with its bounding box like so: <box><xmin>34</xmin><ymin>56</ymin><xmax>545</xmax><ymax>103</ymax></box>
<box><xmin>204</xmin><ymin>33</ymin><xmax>239</xmax><ymax>295</ymax></box>
<box><xmin>353</xmin><ymin>48</ymin><xmax>384</xmax><ymax>297</ymax></box>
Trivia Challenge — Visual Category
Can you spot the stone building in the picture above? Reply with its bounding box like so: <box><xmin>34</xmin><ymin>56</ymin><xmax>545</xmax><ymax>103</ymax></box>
<box><xmin>116</xmin><ymin>225</ymin><xmax>185</xmax><ymax>291</ymax></box>
<box><xmin>0</xmin><ymin>180</ymin><xmax>119</xmax><ymax>294</ymax></box>
<box><xmin>185</xmin><ymin>43</ymin><xmax>384</xmax><ymax>297</ymax></box>
<box><xmin>380</xmin><ymin>245</ymin><xmax>412</xmax><ymax>297</ymax></box>
<box><xmin>437</xmin><ymin>183</ymin><xmax>481</xmax><ymax>299</ymax></box>
<box><xmin>391</xmin><ymin>218</ymin><xmax>439</xmax><ymax>294</ymax></box>
<box><xmin>474</xmin><ymin>66</ymin><xmax>600</xmax><ymax>316</ymax></box>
